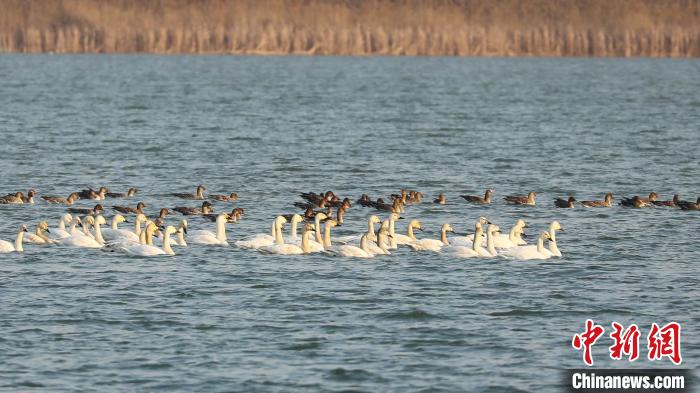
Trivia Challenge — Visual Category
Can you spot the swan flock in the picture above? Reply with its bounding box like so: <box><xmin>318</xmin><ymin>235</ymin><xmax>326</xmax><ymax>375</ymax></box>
<box><xmin>1</xmin><ymin>185</ymin><xmax>691</xmax><ymax>258</ymax></box>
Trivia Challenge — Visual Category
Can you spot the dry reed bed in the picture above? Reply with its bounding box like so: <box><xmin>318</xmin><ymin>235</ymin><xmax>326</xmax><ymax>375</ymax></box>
<box><xmin>1</xmin><ymin>0</ymin><xmax>699</xmax><ymax>56</ymax></box>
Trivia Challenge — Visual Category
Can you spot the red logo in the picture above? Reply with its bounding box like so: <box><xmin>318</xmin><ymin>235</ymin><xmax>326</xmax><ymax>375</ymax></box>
<box><xmin>572</xmin><ymin>319</ymin><xmax>605</xmax><ymax>366</ymax></box>
<box><xmin>647</xmin><ymin>322</ymin><xmax>682</xmax><ymax>365</ymax></box>
<box><xmin>609</xmin><ymin>322</ymin><xmax>640</xmax><ymax>361</ymax></box>
<box><xmin>572</xmin><ymin>320</ymin><xmax>682</xmax><ymax>366</ymax></box>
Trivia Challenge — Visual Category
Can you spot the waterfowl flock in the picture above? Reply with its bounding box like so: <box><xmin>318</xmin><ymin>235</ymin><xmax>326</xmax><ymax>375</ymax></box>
<box><xmin>0</xmin><ymin>185</ymin><xmax>697</xmax><ymax>257</ymax></box>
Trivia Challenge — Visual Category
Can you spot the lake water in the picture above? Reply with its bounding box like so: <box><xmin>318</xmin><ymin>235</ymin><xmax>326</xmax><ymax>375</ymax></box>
<box><xmin>0</xmin><ymin>55</ymin><xmax>698</xmax><ymax>392</ymax></box>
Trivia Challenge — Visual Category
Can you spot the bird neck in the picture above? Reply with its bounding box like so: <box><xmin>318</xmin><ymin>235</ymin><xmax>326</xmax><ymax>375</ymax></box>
<box><xmin>472</xmin><ymin>230</ymin><xmax>483</xmax><ymax>252</ymax></box>
<box><xmin>274</xmin><ymin>223</ymin><xmax>284</xmax><ymax>245</ymax></box>
<box><xmin>441</xmin><ymin>228</ymin><xmax>449</xmax><ymax>245</ymax></box>
<box><xmin>290</xmin><ymin>220</ymin><xmax>298</xmax><ymax>241</ymax></box>
<box><xmin>163</xmin><ymin>232</ymin><xmax>174</xmax><ymax>255</ymax></box>
<box><xmin>216</xmin><ymin>218</ymin><xmax>227</xmax><ymax>242</ymax></box>
<box><xmin>323</xmin><ymin>225</ymin><xmax>332</xmax><ymax>249</ymax></box>
<box><xmin>302</xmin><ymin>231</ymin><xmax>311</xmax><ymax>253</ymax></box>
<box><xmin>15</xmin><ymin>230</ymin><xmax>25</xmax><ymax>252</ymax></box>
<box><xmin>111</xmin><ymin>217</ymin><xmax>119</xmax><ymax>230</ymax></box>
<box><xmin>407</xmin><ymin>225</ymin><xmax>416</xmax><ymax>240</ymax></box>
<box><xmin>486</xmin><ymin>231</ymin><xmax>496</xmax><ymax>256</ymax></box>
<box><xmin>537</xmin><ymin>237</ymin><xmax>546</xmax><ymax>253</ymax></box>
<box><xmin>177</xmin><ymin>229</ymin><xmax>187</xmax><ymax>246</ymax></box>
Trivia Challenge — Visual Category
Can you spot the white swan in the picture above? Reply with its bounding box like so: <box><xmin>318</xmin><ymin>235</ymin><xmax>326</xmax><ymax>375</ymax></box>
<box><xmin>548</xmin><ymin>221</ymin><xmax>563</xmax><ymax>257</ymax></box>
<box><xmin>449</xmin><ymin>216</ymin><xmax>491</xmax><ymax>246</ymax></box>
<box><xmin>0</xmin><ymin>224</ymin><xmax>28</xmax><ymax>253</ymax></box>
<box><xmin>305</xmin><ymin>213</ymin><xmax>327</xmax><ymax>252</ymax></box>
<box><xmin>409</xmin><ymin>223</ymin><xmax>454</xmax><ymax>252</ymax></box>
<box><xmin>285</xmin><ymin>214</ymin><xmax>304</xmax><ymax>244</ymax></box>
<box><xmin>327</xmin><ymin>233</ymin><xmax>374</xmax><ymax>258</ymax></box>
<box><xmin>447</xmin><ymin>222</ymin><xmax>485</xmax><ymax>258</ymax></box>
<box><xmin>101</xmin><ymin>214</ymin><xmax>140</xmax><ymax>243</ymax></box>
<box><xmin>364</xmin><ymin>221</ymin><xmax>391</xmax><ymax>255</ymax></box>
<box><xmin>393</xmin><ymin>219</ymin><xmax>423</xmax><ymax>245</ymax></box>
<box><xmin>386</xmin><ymin>213</ymin><xmax>400</xmax><ymax>250</ymax></box>
<box><xmin>154</xmin><ymin>219</ymin><xmax>188</xmax><ymax>247</ymax></box>
<box><xmin>335</xmin><ymin>215</ymin><xmax>380</xmax><ymax>244</ymax></box>
<box><xmin>61</xmin><ymin>215</ymin><xmax>106</xmax><ymax>248</ymax></box>
<box><xmin>119</xmin><ymin>224</ymin><xmax>180</xmax><ymax>256</ymax></box>
<box><xmin>50</xmin><ymin>214</ymin><xmax>73</xmax><ymax>240</ymax></box>
<box><xmin>25</xmin><ymin>221</ymin><xmax>56</xmax><ymax>244</ymax></box>
<box><xmin>258</xmin><ymin>223</ymin><xmax>315</xmax><ymax>255</ymax></box>
<box><xmin>501</xmin><ymin>231</ymin><xmax>553</xmax><ymax>260</ymax></box>
<box><xmin>235</xmin><ymin>217</ymin><xmax>278</xmax><ymax>249</ymax></box>
<box><xmin>464</xmin><ymin>219</ymin><xmax>527</xmax><ymax>248</ymax></box>
<box><xmin>478</xmin><ymin>224</ymin><xmax>501</xmax><ymax>257</ymax></box>
<box><xmin>189</xmin><ymin>213</ymin><xmax>230</xmax><ymax>245</ymax></box>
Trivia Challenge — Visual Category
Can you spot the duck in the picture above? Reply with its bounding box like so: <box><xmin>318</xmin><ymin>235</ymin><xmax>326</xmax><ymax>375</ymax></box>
<box><xmin>112</xmin><ymin>201</ymin><xmax>147</xmax><ymax>215</ymax></box>
<box><xmin>118</xmin><ymin>223</ymin><xmax>180</xmax><ymax>256</ymax></box>
<box><xmin>408</xmin><ymin>223</ymin><xmax>454</xmax><ymax>252</ymax></box>
<box><xmin>173</xmin><ymin>185</ymin><xmax>206</xmax><ymax>200</ymax></box>
<box><xmin>407</xmin><ymin>191</ymin><xmax>424</xmax><ymax>204</ymax></box>
<box><xmin>433</xmin><ymin>194</ymin><xmax>447</xmax><ymax>205</ymax></box>
<box><xmin>101</xmin><ymin>214</ymin><xmax>140</xmax><ymax>243</ymax></box>
<box><xmin>677</xmin><ymin>197</ymin><xmax>700</xmax><ymax>210</ymax></box>
<box><xmin>106</xmin><ymin>188</ymin><xmax>139</xmax><ymax>198</ymax></box>
<box><xmin>20</xmin><ymin>189</ymin><xmax>37</xmax><ymax>203</ymax></box>
<box><xmin>448</xmin><ymin>216</ymin><xmax>492</xmax><ymax>247</ymax></box>
<box><xmin>50</xmin><ymin>214</ymin><xmax>74</xmax><ymax>240</ymax></box>
<box><xmin>173</xmin><ymin>201</ymin><xmax>212</xmax><ymax>216</ymax></box>
<box><xmin>205</xmin><ymin>208</ymin><xmax>242</xmax><ymax>223</ymax></box>
<box><xmin>300</xmin><ymin>191</ymin><xmax>335</xmax><ymax>206</ymax></box>
<box><xmin>357</xmin><ymin>194</ymin><xmax>373</xmax><ymax>207</ymax></box>
<box><xmin>1</xmin><ymin>189</ymin><xmax>37</xmax><ymax>204</ymax></box>
<box><xmin>640</xmin><ymin>192</ymin><xmax>659</xmax><ymax>203</ymax></box>
<box><xmin>151</xmin><ymin>208</ymin><xmax>171</xmax><ymax>228</ymax></box>
<box><xmin>25</xmin><ymin>221</ymin><xmax>56</xmax><ymax>244</ymax></box>
<box><xmin>41</xmin><ymin>192</ymin><xmax>80</xmax><ymax>205</ymax></box>
<box><xmin>328</xmin><ymin>197</ymin><xmax>352</xmax><ymax>209</ymax></box>
<box><xmin>188</xmin><ymin>213</ymin><xmax>230</xmax><ymax>245</ymax></box>
<box><xmin>554</xmin><ymin>196</ymin><xmax>576</xmax><ymax>208</ymax></box>
<box><xmin>581</xmin><ymin>193</ymin><xmax>613</xmax><ymax>207</ymax></box>
<box><xmin>210</xmin><ymin>192</ymin><xmax>238</xmax><ymax>202</ymax></box>
<box><xmin>334</xmin><ymin>205</ymin><xmax>347</xmax><ymax>225</ymax></box>
<box><xmin>652</xmin><ymin>194</ymin><xmax>680</xmax><ymax>207</ymax></box>
<box><xmin>501</xmin><ymin>231</ymin><xmax>554</xmax><ymax>260</ymax></box>
<box><xmin>68</xmin><ymin>204</ymin><xmax>104</xmax><ymax>216</ymax></box>
<box><xmin>0</xmin><ymin>224</ymin><xmax>28</xmax><ymax>253</ymax></box>
<box><xmin>78</xmin><ymin>187</ymin><xmax>109</xmax><ymax>200</ymax></box>
<box><xmin>391</xmin><ymin>189</ymin><xmax>408</xmax><ymax>204</ymax></box>
<box><xmin>0</xmin><ymin>192</ymin><xmax>25</xmax><ymax>204</ymax></box>
<box><xmin>371</xmin><ymin>198</ymin><xmax>402</xmax><ymax>213</ymax></box>
<box><xmin>461</xmin><ymin>189</ymin><xmax>494</xmax><ymax>204</ymax></box>
<box><xmin>619</xmin><ymin>196</ymin><xmax>651</xmax><ymax>208</ymax></box>
<box><xmin>504</xmin><ymin>191</ymin><xmax>536</xmax><ymax>206</ymax></box>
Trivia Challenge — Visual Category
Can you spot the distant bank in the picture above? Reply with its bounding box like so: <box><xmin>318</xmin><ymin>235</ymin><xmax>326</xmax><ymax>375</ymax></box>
<box><xmin>2</xmin><ymin>0</ymin><xmax>699</xmax><ymax>57</ymax></box>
